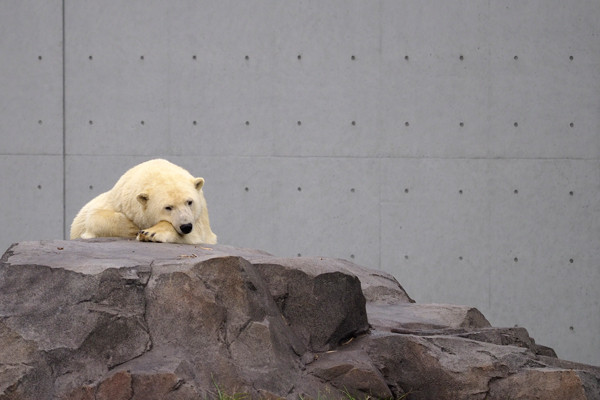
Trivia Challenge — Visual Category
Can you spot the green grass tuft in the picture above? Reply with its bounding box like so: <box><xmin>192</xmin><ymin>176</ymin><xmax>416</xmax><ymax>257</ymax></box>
<box><xmin>210</xmin><ymin>377</ymin><xmax>249</xmax><ymax>400</ymax></box>
<box><xmin>209</xmin><ymin>379</ymin><xmax>410</xmax><ymax>400</ymax></box>
<box><xmin>341</xmin><ymin>387</ymin><xmax>410</xmax><ymax>400</ymax></box>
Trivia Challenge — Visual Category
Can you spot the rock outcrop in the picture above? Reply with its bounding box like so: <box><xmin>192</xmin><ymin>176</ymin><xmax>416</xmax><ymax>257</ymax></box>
<box><xmin>1</xmin><ymin>239</ymin><xmax>599</xmax><ymax>400</ymax></box>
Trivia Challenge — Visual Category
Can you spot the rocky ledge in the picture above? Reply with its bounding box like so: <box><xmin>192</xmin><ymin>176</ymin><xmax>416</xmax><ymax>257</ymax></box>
<box><xmin>1</xmin><ymin>239</ymin><xmax>599</xmax><ymax>400</ymax></box>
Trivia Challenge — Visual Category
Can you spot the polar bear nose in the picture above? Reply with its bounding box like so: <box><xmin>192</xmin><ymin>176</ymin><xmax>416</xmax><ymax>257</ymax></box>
<box><xmin>180</xmin><ymin>223</ymin><xmax>193</xmax><ymax>234</ymax></box>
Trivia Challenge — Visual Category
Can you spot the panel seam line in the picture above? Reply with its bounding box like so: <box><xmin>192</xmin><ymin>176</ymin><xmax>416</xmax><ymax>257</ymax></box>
<box><xmin>62</xmin><ymin>0</ymin><xmax>66</xmax><ymax>239</ymax></box>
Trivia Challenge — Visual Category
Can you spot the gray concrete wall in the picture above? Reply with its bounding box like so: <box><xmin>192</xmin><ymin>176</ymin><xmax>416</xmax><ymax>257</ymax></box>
<box><xmin>1</xmin><ymin>1</ymin><xmax>598</xmax><ymax>365</ymax></box>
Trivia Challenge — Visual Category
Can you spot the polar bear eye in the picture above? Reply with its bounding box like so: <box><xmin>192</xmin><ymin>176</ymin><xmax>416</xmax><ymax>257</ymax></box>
<box><xmin>165</xmin><ymin>206</ymin><xmax>173</xmax><ymax>211</ymax></box>
<box><xmin>187</xmin><ymin>200</ymin><xmax>193</xmax><ymax>206</ymax></box>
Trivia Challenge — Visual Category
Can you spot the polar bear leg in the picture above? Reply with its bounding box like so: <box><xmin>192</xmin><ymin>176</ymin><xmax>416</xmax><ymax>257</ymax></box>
<box><xmin>83</xmin><ymin>209</ymin><xmax>140</xmax><ymax>238</ymax></box>
<box><xmin>137</xmin><ymin>220</ymin><xmax>181</xmax><ymax>243</ymax></box>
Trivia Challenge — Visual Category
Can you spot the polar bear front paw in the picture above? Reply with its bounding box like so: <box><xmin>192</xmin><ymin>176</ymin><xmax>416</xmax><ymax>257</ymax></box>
<box><xmin>137</xmin><ymin>229</ymin><xmax>179</xmax><ymax>243</ymax></box>
<box><xmin>136</xmin><ymin>221</ymin><xmax>180</xmax><ymax>243</ymax></box>
<box><xmin>137</xmin><ymin>230</ymin><xmax>161</xmax><ymax>242</ymax></box>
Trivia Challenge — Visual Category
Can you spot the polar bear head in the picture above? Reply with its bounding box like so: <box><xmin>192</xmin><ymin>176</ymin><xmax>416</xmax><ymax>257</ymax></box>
<box><xmin>136</xmin><ymin>177</ymin><xmax>205</xmax><ymax>236</ymax></box>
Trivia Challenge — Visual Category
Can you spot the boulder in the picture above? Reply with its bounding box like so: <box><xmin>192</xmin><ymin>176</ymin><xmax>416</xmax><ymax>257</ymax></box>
<box><xmin>1</xmin><ymin>239</ymin><xmax>599</xmax><ymax>400</ymax></box>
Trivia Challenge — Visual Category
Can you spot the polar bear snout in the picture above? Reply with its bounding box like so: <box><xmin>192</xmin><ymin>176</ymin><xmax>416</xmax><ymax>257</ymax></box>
<box><xmin>180</xmin><ymin>223</ymin><xmax>193</xmax><ymax>234</ymax></box>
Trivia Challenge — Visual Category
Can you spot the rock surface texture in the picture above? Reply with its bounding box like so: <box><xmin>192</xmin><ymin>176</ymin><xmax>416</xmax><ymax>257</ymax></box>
<box><xmin>1</xmin><ymin>239</ymin><xmax>599</xmax><ymax>400</ymax></box>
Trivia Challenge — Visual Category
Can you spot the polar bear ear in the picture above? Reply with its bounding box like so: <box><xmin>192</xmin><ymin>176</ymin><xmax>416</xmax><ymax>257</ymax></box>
<box><xmin>193</xmin><ymin>177</ymin><xmax>205</xmax><ymax>191</ymax></box>
<box><xmin>137</xmin><ymin>193</ymin><xmax>150</xmax><ymax>206</ymax></box>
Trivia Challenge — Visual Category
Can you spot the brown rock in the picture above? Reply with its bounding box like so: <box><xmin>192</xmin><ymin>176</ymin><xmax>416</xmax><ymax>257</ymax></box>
<box><xmin>488</xmin><ymin>368</ymin><xmax>590</xmax><ymax>400</ymax></box>
<box><xmin>131</xmin><ymin>373</ymin><xmax>183</xmax><ymax>399</ymax></box>
<box><xmin>62</xmin><ymin>386</ymin><xmax>95</xmax><ymax>400</ymax></box>
<box><xmin>96</xmin><ymin>371</ymin><xmax>132</xmax><ymax>400</ymax></box>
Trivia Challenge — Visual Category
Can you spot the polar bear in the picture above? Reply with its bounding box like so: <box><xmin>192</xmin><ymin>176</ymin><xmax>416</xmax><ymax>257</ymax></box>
<box><xmin>70</xmin><ymin>159</ymin><xmax>217</xmax><ymax>244</ymax></box>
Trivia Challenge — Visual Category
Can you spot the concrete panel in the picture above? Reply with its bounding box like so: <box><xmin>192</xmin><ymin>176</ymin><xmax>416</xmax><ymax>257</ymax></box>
<box><xmin>260</xmin><ymin>1</ymin><xmax>381</xmax><ymax>157</ymax></box>
<box><xmin>0</xmin><ymin>155</ymin><xmax>63</xmax><ymax>254</ymax></box>
<box><xmin>487</xmin><ymin>0</ymin><xmax>600</xmax><ymax>159</ymax></box>
<box><xmin>65</xmin><ymin>1</ymin><xmax>172</xmax><ymax>156</ymax></box>
<box><xmin>378</xmin><ymin>0</ymin><xmax>600</xmax><ymax>160</ymax></box>
<box><xmin>0</xmin><ymin>0</ymin><xmax>63</xmax><ymax>155</ymax></box>
<box><xmin>379</xmin><ymin>0</ymin><xmax>492</xmax><ymax>158</ymax></box>
<box><xmin>381</xmin><ymin>158</ymin><xmax>600</xmax><ymax>365</ymax></box>
<box><xmin>380</xmin><ymin>158</ymin><xmax>495</xmax><ymax>307</ymax></box>
<box><xmin>66</xmin><ymin>0</ymin><xmax>382</xmax><ymax>158</ymax></box>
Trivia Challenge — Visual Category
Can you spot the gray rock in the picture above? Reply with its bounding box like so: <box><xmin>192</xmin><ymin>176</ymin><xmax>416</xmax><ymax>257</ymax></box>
<box><xmin>1</xmin><ymin>239</ymin><xmax>599</xmax><ymax>400</ymax></box>
<box><xmin>489</xmin><ymin>367</ymin><xmax>600</xmax><ymax>400</ymax></box>
<box><xmin>368</xmin><ymin>303</ymin><xmax>491</xmax><ymax>332</ymax></box>
<box><xmin>251</xmin><ymin>257</ymin><xmax>370</xmax><ymax>351</ymax></box>
<box><xmin>366</xmin><ymin>332</ymin><xmax>600</xmax><ymax>400</ymax></box>
<box><xmin>306</xmin><ymin>340</ymin><xmax>395</xmax><ymax>399</ymax></box>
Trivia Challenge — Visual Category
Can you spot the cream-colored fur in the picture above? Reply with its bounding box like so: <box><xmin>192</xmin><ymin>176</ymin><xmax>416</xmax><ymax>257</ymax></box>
<box><xmin>70</xmin><ymin>159</ymin><xmax>217</xmax><ymax>244</ymax></box>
